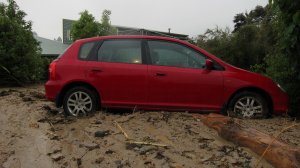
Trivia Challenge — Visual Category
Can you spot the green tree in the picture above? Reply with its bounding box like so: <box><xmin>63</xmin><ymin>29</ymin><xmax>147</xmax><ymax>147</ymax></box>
<box><xmin>0</xmin><ymin>0</ymin><xmax>45</xmax><ymax>83</ymax></box>
<box><xmin>71</xmin><ymin>10</ymin><xmax>99</xmax><ymax>41</ymax></box>
<box><xmin>266</xmin><ymin>0</ymin><xmax>300</xmax><ymax>115</ymax></box>
<box><xmin>98</xmin><ymin>9</ymin><xmax>117</xmax><ymax>36</ymax></box>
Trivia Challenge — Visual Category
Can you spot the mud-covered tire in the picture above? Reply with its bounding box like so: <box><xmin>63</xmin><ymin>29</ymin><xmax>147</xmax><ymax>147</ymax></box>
<box><xmin>63</xmin><ymin>86</ymin><xmax>97</xmax><ymax>117</ymax></box>
<box><xmin>227</xmin><ymin>91</ymin><xmax>269</xmax><ymax>119</ymax></box>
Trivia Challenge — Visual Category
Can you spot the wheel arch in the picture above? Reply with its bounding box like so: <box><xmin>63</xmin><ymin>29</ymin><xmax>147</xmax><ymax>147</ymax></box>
<box><xmin>225</xmin><ymin>87</ymin><xmax>273</xmax><ymax>115</ymax></box>
<box><xmin>56</xmin><ymin>81</ymin><xmax>101</xmax><ymax>110</ymax></box>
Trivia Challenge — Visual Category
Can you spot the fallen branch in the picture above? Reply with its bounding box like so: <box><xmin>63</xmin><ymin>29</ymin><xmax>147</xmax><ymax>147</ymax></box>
<box><xmin>113</xmin><ymin>121</ymin><xmax>168</xmax><ymax>147</ymax></box>
<box><xmin>114</xmin><ymin>121</ymin><xmax>130</xmax><ymax>140</ymax></box>
<box><xmin>195</xmin><ymin>113</ymin><xmax>300</xmax><ymax>168</ymax></box>
<box><xmin>255</xmin><ymin>122</ymin><xmax>300</xmax><ymax>168</ymax></box>
<box><xmin>127</xmin><ymin>140</ymin><xmax>168</xmax><ymax>147</ymax></box>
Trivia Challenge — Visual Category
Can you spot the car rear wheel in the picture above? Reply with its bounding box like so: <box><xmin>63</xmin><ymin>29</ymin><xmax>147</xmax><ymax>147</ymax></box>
<box><xmin>63</xmin><ymin>87</ymin><xmax>97</xmax><ymax>116</ymax></box>
<box><xmin>227</xmin><ymin>91</ymin><xmax>269</xmax><ymax>119</ymax></box>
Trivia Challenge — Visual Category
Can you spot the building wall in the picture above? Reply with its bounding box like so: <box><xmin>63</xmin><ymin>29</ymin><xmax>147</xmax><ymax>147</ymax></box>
<box><xmin>63</xmin><ymin>19</ymin><xmax>74</xmax><ymax>44</ymax></box>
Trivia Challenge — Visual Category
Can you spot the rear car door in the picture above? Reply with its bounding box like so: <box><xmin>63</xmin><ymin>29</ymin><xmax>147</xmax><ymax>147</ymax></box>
<box><xmin>146</xmin><ymin>40</ymin><xmax>224</xmax><ymax>111</ymax></box>
<box><xmin>85</xmin><ymin>39</ymin><xmax>148</xmax><ymax>108</ymax></box>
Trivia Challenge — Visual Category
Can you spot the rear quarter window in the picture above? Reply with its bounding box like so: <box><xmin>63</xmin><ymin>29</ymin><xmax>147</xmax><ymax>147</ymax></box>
<box><xmin>79</xmin><ymin>41</ymin><xmax>97</xmax><ymax>60</ymax></box>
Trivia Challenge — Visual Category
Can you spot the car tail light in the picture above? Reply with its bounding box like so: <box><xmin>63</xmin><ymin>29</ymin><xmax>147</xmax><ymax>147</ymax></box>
<box><xmin>49</xmin><ymin>60</ymin><xmax>57</xmax><ymax>80</ymax></box>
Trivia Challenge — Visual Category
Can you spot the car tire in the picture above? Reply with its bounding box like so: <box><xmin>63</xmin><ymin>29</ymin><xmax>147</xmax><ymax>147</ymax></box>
<box><xmin>63</xmin><ymin>86</ymin><xmax>97</xmax><ymax>117</ymax></box>
<box><xmin>227</xmin><ymin>91</ymin><xmax>269</xmax><ymax>119</ymax></box>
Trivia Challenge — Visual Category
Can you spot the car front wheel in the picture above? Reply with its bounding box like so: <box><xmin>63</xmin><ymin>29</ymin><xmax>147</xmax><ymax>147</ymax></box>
<box><xmin>63</xmin><ymin>87</ymin><xmax>97</xmax><ymax>116</ymax></box>
<box><xmin>227</xmin><ymin>91</ymin><xmax>269</xmax><ymax>119</ymax></box>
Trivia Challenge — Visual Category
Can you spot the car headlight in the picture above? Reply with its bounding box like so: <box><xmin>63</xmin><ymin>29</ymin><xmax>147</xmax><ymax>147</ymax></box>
<box><xmin>276</xmin><ymin>83</ymin><xmax>286</xmax><ymax>92</ymax></box>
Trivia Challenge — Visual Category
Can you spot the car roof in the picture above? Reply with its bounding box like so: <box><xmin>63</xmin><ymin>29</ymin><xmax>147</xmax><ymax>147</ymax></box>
<box><xmin>76</xmin><ymin>35</ymin><xmax>185</xmax><ymax>44</ymax></box>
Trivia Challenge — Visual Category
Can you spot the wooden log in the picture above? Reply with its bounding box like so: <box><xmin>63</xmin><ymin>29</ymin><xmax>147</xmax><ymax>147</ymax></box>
<box><xmin>195</xmin><ymin>113</ymin><xmax>300</xmax><ymax>168</ymax></box>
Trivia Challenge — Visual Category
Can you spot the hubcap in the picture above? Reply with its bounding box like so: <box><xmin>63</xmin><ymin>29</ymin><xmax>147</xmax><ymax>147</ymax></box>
<box><xmin>67</xmin><ymin>91</ymin><xmax>92</xmax><ymax>116</ymax></box>
<box><xmin>233</xmin><ymin>96</ymin><xmax>263</xmax><ymax>118</ymax></box>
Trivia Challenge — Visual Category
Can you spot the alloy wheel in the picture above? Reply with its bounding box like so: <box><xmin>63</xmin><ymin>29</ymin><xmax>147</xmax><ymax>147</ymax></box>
<box><xmin>233</xmin><ymin>96</ymin><xmax>263</xmax><ymax>118</ymax></box>
<box><xmin>66</xmin><ymin>91</ymin><xmax>93</xmax><ymax>116</ymax></box>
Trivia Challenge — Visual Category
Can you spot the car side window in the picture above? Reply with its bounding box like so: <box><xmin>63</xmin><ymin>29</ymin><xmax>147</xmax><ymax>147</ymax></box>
<box><xmin>148</xmin><ymin>41</ymin><xmax>206</xmax><ymax>69</ymax></box>
<box><xmin>79</xmin><ymin>41</ymin><xmax>97</xmax><ymax>60</ymax></box>
<box><xmin>97</xmin><ymin>40</ymin><xmax>142</xmax><ymax>64</ymax></box>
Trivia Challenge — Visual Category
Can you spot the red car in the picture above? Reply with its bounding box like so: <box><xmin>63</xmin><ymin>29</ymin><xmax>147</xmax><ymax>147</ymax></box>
<box><xmin>45</xmin><ymin>35</ymin><xmax>288</xmax><ymax>118</ymax></box>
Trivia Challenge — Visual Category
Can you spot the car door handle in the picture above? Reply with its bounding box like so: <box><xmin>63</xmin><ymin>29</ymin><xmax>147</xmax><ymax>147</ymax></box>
<box><xmin>155</xmin><ymin>73</ymin><xmax>166</xmax><ymax>77</ymax></box>
<box><xmin>91</xmin><ymin>68</ymin><xmax>103</xmax><ymax>73</ymax></box>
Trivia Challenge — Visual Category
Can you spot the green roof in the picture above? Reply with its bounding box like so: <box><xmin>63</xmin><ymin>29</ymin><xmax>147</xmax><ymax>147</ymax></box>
<box><xmin>34</xmin><ymin>35</ymin><xmax>70</xmax><ymax>56</ymax></box>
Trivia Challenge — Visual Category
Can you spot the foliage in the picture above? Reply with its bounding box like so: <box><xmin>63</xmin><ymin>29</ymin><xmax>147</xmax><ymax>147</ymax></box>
<box><xmin>0</xmin><ymin>0</ymin><xmax>45</xmax><ymax>83</ymax></box>
<box><xmin>266</xmin><ymin>0</ymin><xmax>300</xmax><ymax>115</ymax></box>
<box><xmin>98</xmin><ymin>10</ymin><xmax>117</xmax><ymax>36</ymax></box>
<box><xmin>70</xmin><ymin>10</ymin><xmax>99</xmax><ymax>41</ymax></box>
<box><xmin>71</xmin><ymin>9</ymin><xmax>117</xmax><ymax>41</ymax></box>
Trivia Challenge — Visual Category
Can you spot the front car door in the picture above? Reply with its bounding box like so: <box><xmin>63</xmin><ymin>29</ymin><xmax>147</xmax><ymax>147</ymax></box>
<box><xmin>146</xmin><ymin>40</ymin><xmax>224</xmax><ymax>111</ymax></box>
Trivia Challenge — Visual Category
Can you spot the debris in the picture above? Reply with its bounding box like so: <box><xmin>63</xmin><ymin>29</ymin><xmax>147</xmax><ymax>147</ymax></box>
<box><xmin>114</xmin><ymin>121</ymin><xmax>168</xmax><ymax>147</ymax></box>
<box><xmin>155</xmin><ymin>151</ymin><xmax>165</xmax><ymax>160</ymax></box>
<box><xmin>219</xmin><ymin>145</ymin><xmax>235</xmax><ymax>155</ymax></box>
<box><xmin>196</xmin><ymin>113</ymin><xmax>300</xmax><ymax>168</ymax></box>
<box><xmin>29</xmin><ymin>91</ymin><xmax>45</xmax><ymax>99</ymax></box>
<box><xmin>77</xmin><ymin>158</ymin><xmax>82</xmax><ymax>166</ymax></box>
<box><xmin>42</xmin><ymin>105</ymin><xmax>59</xmax><ymax>115</ymax></box>
<box><xmin>114</xmin><ymin>160</ymin><xmax>130</xmax><ymax>168</ymax></box>
<box><xmin>94</xmin><ymin>130</ymin><xmax>110</xmax><ymax>138</ymax></box>
<box><xmin>92</xmin><ymin>120</ymin><xmax>102</xmax><ymax>125</ymax></box>
<box><xmin>127</xmin><ymin>140</ymin><xmax>168</xmax><ymax>147</ymax></box>
<box><xmin>0</xmin><ymin>90</ymin><xmax>10</xmax><ymax>97</ymax></box>
<box><xmin>161</xmin><ymin>112</ymin><xmax>172</xmax><ymax>123</ymax></box>
<box><xmin>105</xmin><ymin>149</ymin><xmax>115</xmax><ymax>154</ymax></box>
<box><xmin>182</xmin><ymin>151</ymin><xmax>196</xmax><ymax>159</ymax></box>
<box><xmin>29</xmin><ymin>122</ymin><xmax>39</xmax><ymax>128</ymax></box>
<box><xmin>114</xmin><ymin>121</ymin><xmax>130</xmax><ymax>139</ymax></box>
<box><xmin>51</xmin><ymin>153</ymin><xmax>64</xmax><ymax>161</ymax></box>
<box><xmin>95</xmin><ymin>157</ymin><xmax>104</xmax><ymax>164</ymax></box>
<box><xmin>138</xmin><ymin>145</ymin><xmax>157</xmax><ymax>155</ymax></box>
<box><xmin>80</xmin><ymin>143</ymin><xmax>99</xmax><ymax>151</ymax></box>
<box><xmin>22</xmin><ymin>96</ymin><xmax>33</xmax><ymax>102</ymax></box>
<box><xmin>125</xmin><ymin>143</ymin><xmax>142</xmax><ymax>150</ymax></box>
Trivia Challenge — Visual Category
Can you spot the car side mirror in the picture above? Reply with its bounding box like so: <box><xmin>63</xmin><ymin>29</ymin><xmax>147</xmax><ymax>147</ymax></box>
<box><xmin>205</xmin><ymin>59</ymin><xmax>213</xmax><ymax>70</ymax></box>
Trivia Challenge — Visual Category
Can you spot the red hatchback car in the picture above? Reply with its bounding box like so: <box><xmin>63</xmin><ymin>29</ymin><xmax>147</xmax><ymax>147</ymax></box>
<box><xmin>45</xmin><ymin>35</ymin><xmax>288</xmax><ymax>118</ymax></box>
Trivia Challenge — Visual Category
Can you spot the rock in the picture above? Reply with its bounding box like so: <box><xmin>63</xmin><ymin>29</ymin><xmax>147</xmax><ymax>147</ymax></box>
<box><xmin>80</xmin><ymin>143</ymin><xmax>99</xmax><ymax>151</ymax></box>
<box><xmin>105</xmin><ymin>149</ymin><xmax>114</xmax><ymax>154</ymax></box>
<box><xmin>139</xmin><ymin>146</ymin><xmax>157</xmax><ymax>155</ymax></box>
<box><xmin>94</xmin><ymin>130</ymin><xmax>110</xmax><ymax>138</ymax></box>
<box><xmin>125</xmin><ymin>143</ymin><xmax>142</xmax><ymax>150</ymax></box>
<box><xmin>49</xmin><ymin>134</ymin><xmax>60</xmax><ymax>140</ymax></box>
<box><xmin>182</xmin><ymin>151</ymin><xmax>196</xmax><ymax>159</ymax></box>
<box><xmin>0</xmin><ymin>90</ymin><xmax>10</xmax><ymax>97</ymax></box>
<box><xmin>169</xmin><ymin>163</ymin><xmax>184</xmax><ymax>168</ymax></box>
<box><xmin>93</xmin><ymin>120</ymin><xmax>102</xmax><ymax>124</ymax></box>
<box><xmin>77</xmin><ymin>158</ymin><xmax>82</xmax><ymax>166</ymax></box>
<box><xmin>29</xmin><ymin>91</ymin><xmax>45</xmax><ymax>99</ymax></box>
<box><xmin>155</xmin><ymin>151</ymin><xmax>165</xmax><ymax>160</ymax></box>
<box><xmin>42</xmin><ymin>105</ymin><xmax>59</xmax><ymax>115</ymax></box>
<box><xmin>22</xmin><ymin>96</ymin><xmax>33</xmax><ymax>102</ymax></box>
<box><xmin>51</xmin><ymin>153</ymin><xmax>64</xmax><ymax>161</ymax></box>
<box><xmin>115</xmin><ymin>160</ymin><xmax>130</xmax><ymax>168</ymax></box>
<box><xmin>95</xmin><ymin>157</ymin><xmax>104</xmax><ymax>164</ymax></box>
<box><xmin>29</xmin><ymin>123</ymin><xmax>39</xmax><ymax>128</ymax></box>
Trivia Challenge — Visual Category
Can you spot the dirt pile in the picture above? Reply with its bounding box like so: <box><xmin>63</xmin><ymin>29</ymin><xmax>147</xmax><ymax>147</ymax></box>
<box><xmin>0</xmin><ymin>85</ymin><xmax>299</xmax><ymax>167</ymax></box>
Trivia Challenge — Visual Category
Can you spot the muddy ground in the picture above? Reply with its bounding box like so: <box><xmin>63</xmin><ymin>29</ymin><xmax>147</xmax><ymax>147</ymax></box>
<box><xmin>0</xmin><ymin>85</ymin><xmax>299</xmax><ymax>168</ymax></box>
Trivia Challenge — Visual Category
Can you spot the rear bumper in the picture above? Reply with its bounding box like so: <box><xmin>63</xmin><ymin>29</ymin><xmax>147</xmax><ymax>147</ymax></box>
<box><xmin>44</xmin><ymin>80</ymin><xmax>62</xmax><ymax>101</ymax></box>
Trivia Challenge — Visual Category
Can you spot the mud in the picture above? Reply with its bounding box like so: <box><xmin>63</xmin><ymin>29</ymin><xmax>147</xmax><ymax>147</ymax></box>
<box><xmin>0</xmin><ymin>85</ymin><xmax>299</xmax><ymax>168</ymax></box>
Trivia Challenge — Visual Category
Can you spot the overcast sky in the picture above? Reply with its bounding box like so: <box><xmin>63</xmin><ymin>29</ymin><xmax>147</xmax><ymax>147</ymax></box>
<box><xmin>1</xmin><ymin>0</ymin><xmax>268</xmax><ymax>40</ymax></box>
